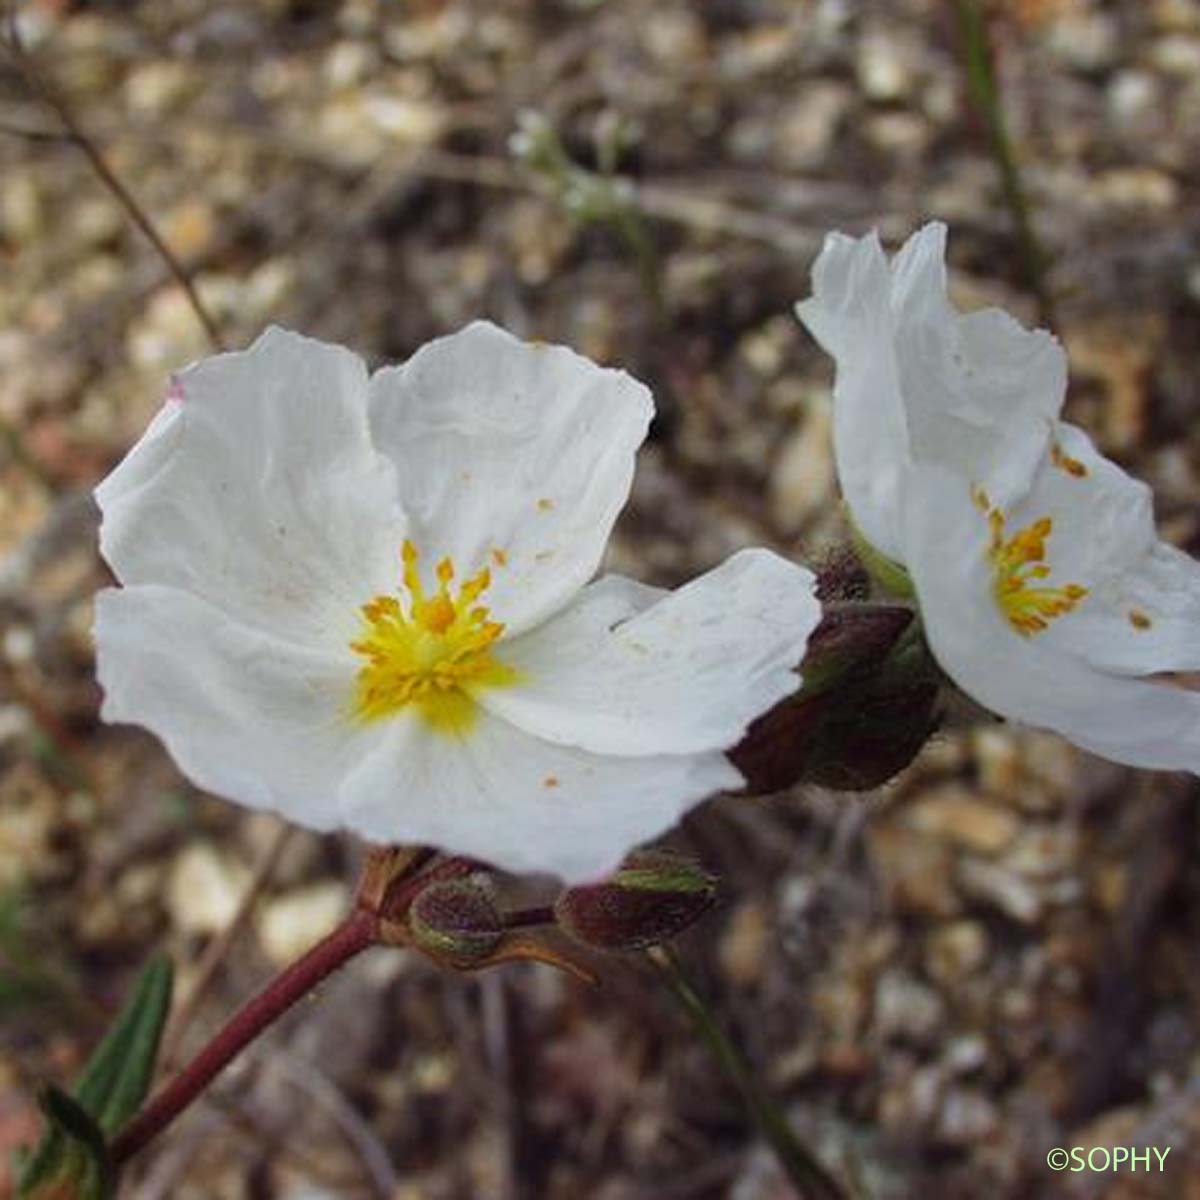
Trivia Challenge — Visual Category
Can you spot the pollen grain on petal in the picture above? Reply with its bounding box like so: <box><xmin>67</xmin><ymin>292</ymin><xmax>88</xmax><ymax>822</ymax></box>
<box><xmin>1051</xmin><ymin>441</ymin><xmax>1089</xmax><ymax>478</ymax></box>
<box><xmin>1129</xmin><ymin>608</ymin><xmax>1153</xmax><ymax>630</ymax></box>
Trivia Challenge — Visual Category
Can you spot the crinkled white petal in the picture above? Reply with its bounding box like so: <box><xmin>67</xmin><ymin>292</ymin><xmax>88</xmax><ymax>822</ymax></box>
<box><xmin>95</xmin><ymin>327</ymin><xmax>406</xmax><ymax>647</ymax></box>
<box><xmin>888</xmin><ymin>224</ymin><xmax>1066</xmax><ymax>474</ymax></box>
<box><xmin>481</xmin><ymin>549</ymin><xmax>819</xmax><ymax>757</ymax></box>
<box><xmin>903</xmin><ymin>465</ymin><xmax>1200</xmax><ymax>772</ymax></box>
<box><xmin>796</xmin><ymin>222</ymin><xmax>1066</xmax><ymax>559</ymax></box>
<box><xmin>338</xmin><ymin>709</ymin><xmax>742</xmax><ymax>882</ymax></box>
<box><xmin>795</xmin><ymin>230</ymin><xmax>910</xmax><ymax>560</ymax></box>
<box><xmin>95</xmin><ymin>585</ymin><xmax>372</xmax><ymax>830</ymax></box>
<box><xmin>367</xmin><ymin>321</ymin><xmax>653</xmax><ymax>637</ymax></box>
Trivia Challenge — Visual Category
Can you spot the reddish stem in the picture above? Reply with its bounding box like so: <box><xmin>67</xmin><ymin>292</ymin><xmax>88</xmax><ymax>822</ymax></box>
<box><xmin>111</xmin><ymin>906</ymin><xmax>380</xmax><ymax>1166</ymax></box>
<box><xmin>503</xmin><ymin>905</ymin><xmax>556</xmax><ymax>929</ymax></box>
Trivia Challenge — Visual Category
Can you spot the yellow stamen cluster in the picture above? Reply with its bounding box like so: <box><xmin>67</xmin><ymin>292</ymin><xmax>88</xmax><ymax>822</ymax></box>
<box><xmin>985</xmin><ymin>507</ymin><xmax>1088</xmax><ymax>637</ymax></box>
<box><xmin>350</xmin><ymin>540</ymin><xmax>516</xmax><ymax>731</ymax></box>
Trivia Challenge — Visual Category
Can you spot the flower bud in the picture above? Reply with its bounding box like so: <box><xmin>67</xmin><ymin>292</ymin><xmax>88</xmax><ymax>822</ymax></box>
<box><xmin>813</xmin><ymin>543</ymin><xmax>871</xmax><ymax>603</ymax></box>
<box><xmin>731</xmin><ymin>604</ymin><xmax>940</xmax><ymax>792</ymax></box>
<box><xmin>796</xmin><ymin>601</ymin><xmax>915</xmax><ymax>696</ymax></box>
<box><xmin>407</xmin><ymin>879</ymin><xmax>504</xmax><ymax>968</ymax></box>
<box><xmin>554</xmin><ymin>850</ymin><xmax>717</xmax><ymax>952</ymax></box>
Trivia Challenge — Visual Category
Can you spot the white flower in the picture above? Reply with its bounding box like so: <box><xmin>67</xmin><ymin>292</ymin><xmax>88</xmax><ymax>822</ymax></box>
<box><xmin>94</xmin><ymin>322</ymin><xmax>820</xmax><ymax>880</ymax></box>
<box><xmin>797</xmin><ymin>222</ymin><xmax>1200</xmax><ymax>772</ymax></box>
<box><xmin>797</xmin><ymin>222</ymin><xmax>1064</xmax><ymax>565</ymax></box>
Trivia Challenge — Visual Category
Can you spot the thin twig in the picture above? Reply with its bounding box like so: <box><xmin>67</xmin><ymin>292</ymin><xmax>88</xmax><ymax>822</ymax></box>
<box><xmin>3</xmin><ymin>8</ymin><xmax>226</xmax><ymax>351</ymax></box>
<box><xmin>479</xmin><ymin>974</ymin><xmax>518</xmax><ymax>1200</ymax></box>
<box><xmin>0</xmin><ymin>115</ymin><xmax>70</xmax><ymax>142</ymax></box>
<box><xmin>647</xmin><ymin>947</ymin><xmax>847</xmax><ymax>1200</ymax></box>
<box><xmin>159</xmin><ymin>823</ymin><xmax>293</xmax><ymax>1072</ymax></box>
<box><xmin>265</xmin><ymin>1050</ymin><xmax>401</xmax><ymax>1199</ymax></box>
<box><xmin>954</xmin><ymin>0</ymin><xmax>1058</xmax><ymax>330</ymax></box>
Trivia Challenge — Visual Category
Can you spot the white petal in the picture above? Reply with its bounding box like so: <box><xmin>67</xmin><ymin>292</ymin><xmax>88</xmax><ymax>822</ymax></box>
<box><xmin>904</xmin><ymin>466</ymin><xmax>1200</xmax><ymax>772</ymax></box>
<box><xmin>367</xmin><ymin>321</ymin><xmax>653</xmax><ymax>636</ymax></box>
<box><xmin>95</xmin><ymin>585</ymin><xmax>373</xmax><ymax>830</ymax></box>
<box><xmin>338</xmin><ymin>708</ymin><xmax>742</xmax><ymax>882</ymax></box>
<box><xmin>480</xmin><ymin>550</ymin><xmax>820</xmax><ymax>757</ymax></box>
<box><xmin>795</xmin><ymin>230</ymin><xmax>910</xmax><ymax>560</ymax></box>
<box><xmin>96</xmin><ymin>327</ymin><xmax>406</xmax><ymax>646</ymax></box>
<box><xmin>796</xmin><ymin>223</ymin><xmax>1066</xmax><ymax>559</ymax></box>
<box><xmin>888</xmin><ymin>224</ymin><xmax>1066</xmax><ymax>476</ymax></box>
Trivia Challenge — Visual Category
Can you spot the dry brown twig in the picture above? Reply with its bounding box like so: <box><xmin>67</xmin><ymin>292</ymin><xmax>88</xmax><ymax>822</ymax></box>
<box><xmin>159</xmin><ymin>822</ymin><xmax>293</xmax><ymax>1072</ymax></box>
<box><xmin>2</xmin><ymin>2</ymin><xmax>225</xmax><ymax>351</ymax></box>
<box><xmin>263</xmin><ymin>1049</ymin><xmax>401</xmax><ymax>1199</ymax></box>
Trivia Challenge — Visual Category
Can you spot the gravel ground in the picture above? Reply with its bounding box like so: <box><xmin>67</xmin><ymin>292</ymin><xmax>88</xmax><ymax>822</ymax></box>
<box><xmin>3</xmin><ymin>2</ymin><xmax>1200</xmax><ymax>1197</ymax></box>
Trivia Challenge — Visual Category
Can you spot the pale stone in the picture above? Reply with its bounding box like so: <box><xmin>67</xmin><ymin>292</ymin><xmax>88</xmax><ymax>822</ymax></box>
<box><xmin>776</xmin><ymin>83</ymin><xmax>852</xmax><ymax>169</ymax></box>
<box><xmin>167</xmin><ymin>843</ymin><xmax>251</xmax><ymax>936</ymax></box>
<box><xmin>924</xmin><ymin>920</ymin><xmax>989</xmax><ymax>984</ymax></box>
<box><xmin>856</xmin><ymin>28</ymin><xmax>915</xmax><ymax>101</ymax></box>
<box><xmin>1</xmin><ymin>175</ymin><xmax>43</xmax><ymax>245</ymax></box>
<box><xmin>906</xmin><ymin>786</ymin><xmax>1020</xmax><ymax>855</ymax></box>
<box><xmin>1002</xmin><ymin>826</ymin><xmax>1078</xmax><ymax>879</ymax></box>
<box><xmin>937</xmin><ymin>1087</ymin><xmax>998</xmax><ymax>1144</ymax></box>
<box><xmin>1046</xmin><ymin>13</ymin><xmax>1118</xmax><ymax>70</ymax></box>
<box><xmin>124</xmin><ymin>61</ymin><xmax>192</xmax><ymax>114</ymax></box>
<box><xmin>1095</xmin><ymin>168</ymin><xmax>1179</xmax><ymax>211</ymax></box>
<box><xmin>768</xmin><ymin>396</ymin><xmax>835</xmax><ymax>534</ymax></box>
<box><xmin>719</xmin><ymin>900</ymin><xmax>769</xmax><ymax>987</ymax></box>
<box><xmin>869</xmin><ymin>823</ymin><xmax>962</xmax><ymax>918</ymax></box>
<box><xmin>256</xmin><ymin>880</ymin><xmax>349</xmax><ymax>967</ymax></box>
<box><xmin>1149</xmin><ymin>33</ymin><xmax>1200</xmax><ymax>76</ymax></box>
<box><xmin>942</xmin><ymin>1033</ymin><xmax>988</xmax><ymax>1075</ymax></box>
<box><xmin>971</xmin><ymin>727</ymin><xmax>1022</xmax><ymax>799</ymax></box>
<box><xmin>874</xmin><ymin>968</ymin><xmax>945</xmax><ymax>1044</ymax></box>
<box><xmin>958</xmin><ymin>858</ymin><xmax>1044</xmax><ymax>925</ymax></box>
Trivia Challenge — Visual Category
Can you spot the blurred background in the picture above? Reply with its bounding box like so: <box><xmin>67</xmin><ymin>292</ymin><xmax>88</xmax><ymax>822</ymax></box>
<box><xmin>2</xmin><ymin>1</ymin><xmax>1200</xmax><ymax>1196</ymax></box>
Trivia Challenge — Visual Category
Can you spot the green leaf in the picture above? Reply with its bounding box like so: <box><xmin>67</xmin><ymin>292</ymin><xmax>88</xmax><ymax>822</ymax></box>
<box><xmin>74</xmin><ymin>955</ymin><xmax>173</xmax><ymax>1134</ymax></box>
<box><xmin>16</xmin><ymin>1087</ymin><xmax>111</xmax><ymax>1199</ymax></box>
<box><xmin>16</xmin><ymin>955</ymin><xmax>173</xmax><ymax>1198</ymax></box>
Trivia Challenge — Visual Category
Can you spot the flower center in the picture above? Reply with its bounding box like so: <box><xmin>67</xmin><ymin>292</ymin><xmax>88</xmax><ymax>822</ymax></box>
<box><xmin>349</xmin><ymin>540</ymin><xmax>517</xmax><ymax>732</ymax></box>
<box><xmin>976</xmin><ymin>491</ymin><xmax>1088</xmax><ymax>637</ymax></box>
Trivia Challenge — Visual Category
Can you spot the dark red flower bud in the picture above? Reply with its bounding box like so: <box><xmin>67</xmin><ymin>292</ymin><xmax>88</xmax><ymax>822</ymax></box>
<box><xmin>731</xmin><ymin>603</ymin><xmax>940</xmax><ymax>792</ymax></box>
<box><xmin>554</xmin><ymin>850</ymin><xmax>717</xmax><ymax>952</ymax></box>
<box><xmin>407</xmin><ymin>879</ymin><xmax>504</xmax><ymax>967</ymax></box>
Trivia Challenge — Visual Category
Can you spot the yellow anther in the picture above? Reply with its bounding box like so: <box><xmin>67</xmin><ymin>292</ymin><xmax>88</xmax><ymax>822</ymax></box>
<box><xmin>350</xmin><ymin>543</ymin><xmax>518</xmax><ymax>731</ymax></box>
<box><xmin>981</xmin><ymin>500</ymin><xmax>1088</xmax><ymax>637</ymax></box>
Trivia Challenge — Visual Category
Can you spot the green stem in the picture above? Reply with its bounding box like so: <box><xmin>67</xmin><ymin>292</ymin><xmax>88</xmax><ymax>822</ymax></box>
<box><xmin>954</xmin><ymin>0</ymin><xmax>1058</xmax><ymax>331</ymax></box>
<box><xmin>648</xmin><ymin>948</ymin><xmax>846</xmax><ymax>1200</ymax></box>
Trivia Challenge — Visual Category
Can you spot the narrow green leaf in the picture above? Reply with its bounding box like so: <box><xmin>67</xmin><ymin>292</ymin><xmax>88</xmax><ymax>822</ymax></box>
<box><xmin>74</xmin><ymin>955</ymin><xmax>173</xmax><ymax>1134</ymax></box>
<box><xmin>15</xmin><ymin>956</ymin><xmax>173</xmax><ymax>1198</ymax></box>
<box><xmin>17</xmin><ymin>1086</ymin><xmax>112</xmax><ymax>1199</ymax></box>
